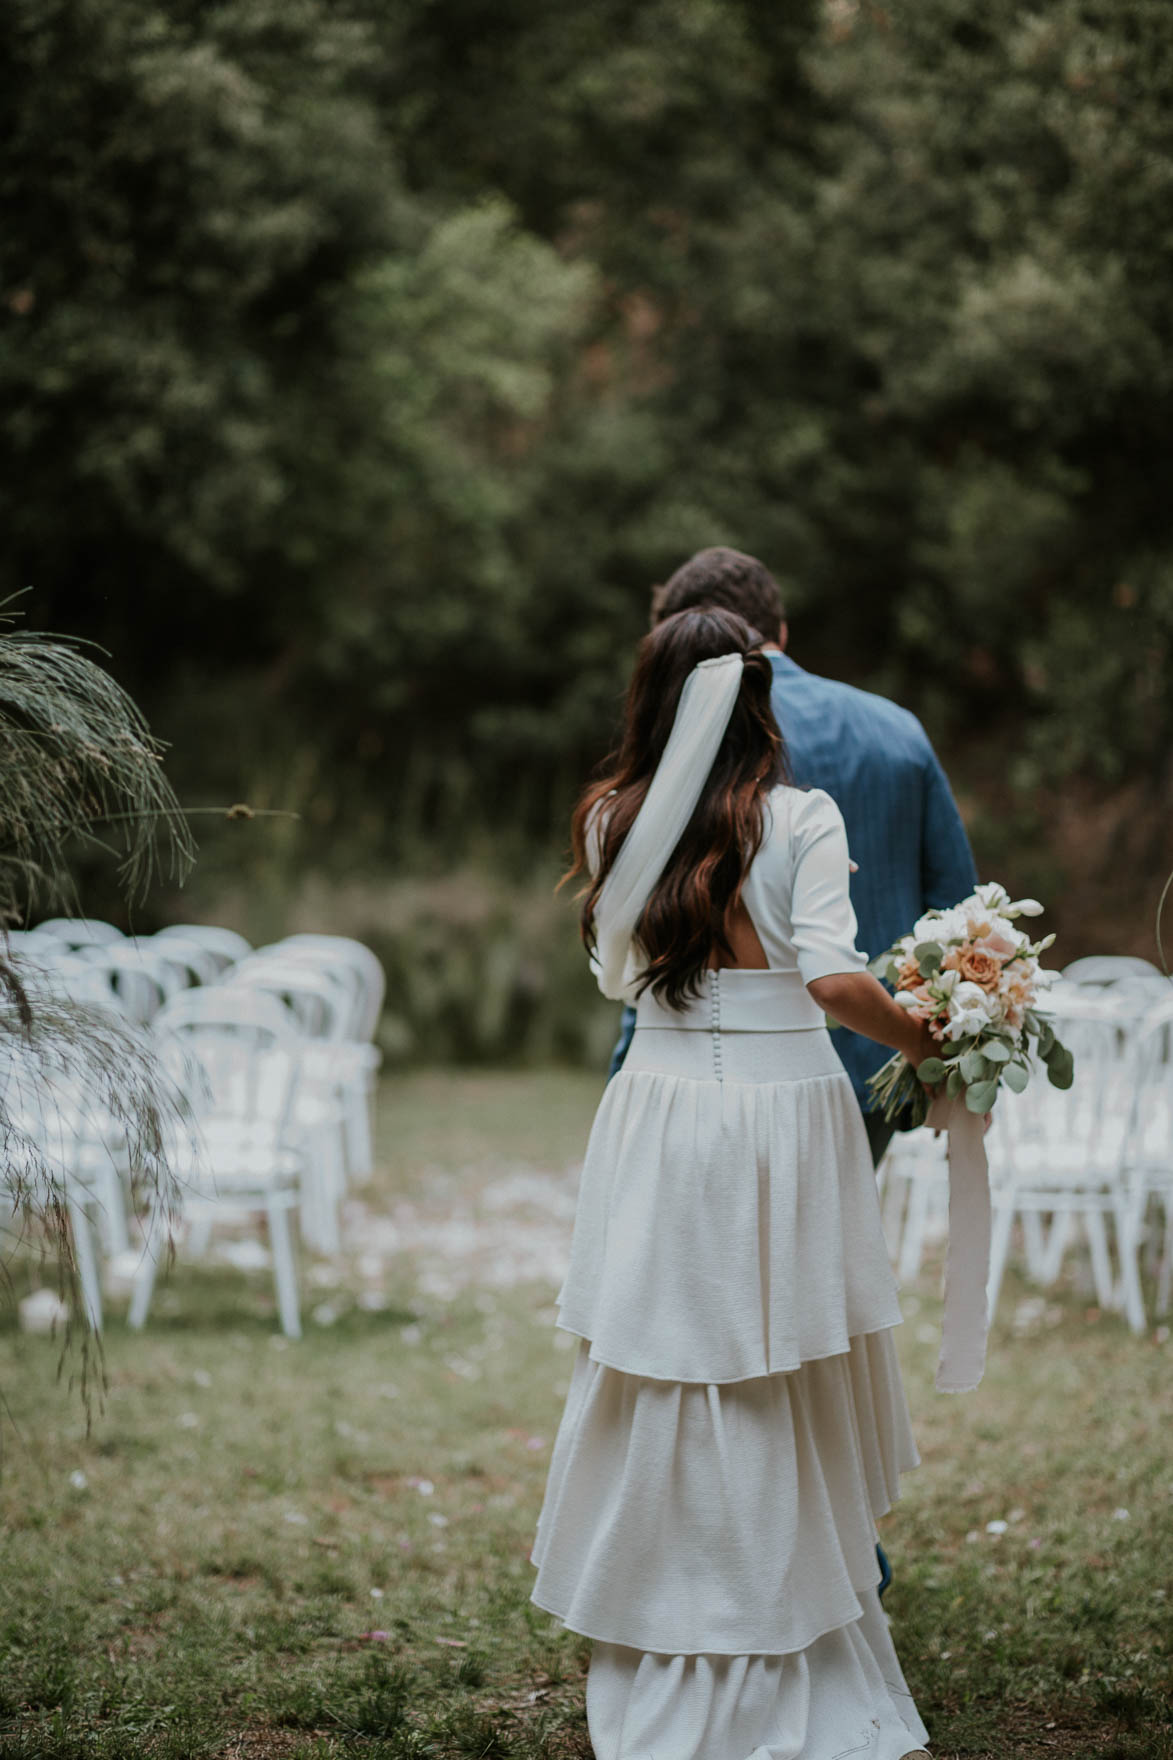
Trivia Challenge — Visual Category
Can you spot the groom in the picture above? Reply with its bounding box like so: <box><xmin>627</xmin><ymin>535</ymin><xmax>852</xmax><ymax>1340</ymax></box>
<box><xmin>609</xmin><ymin>545</ymin><xmax>977</xmax><ymax>1168</ymax></box>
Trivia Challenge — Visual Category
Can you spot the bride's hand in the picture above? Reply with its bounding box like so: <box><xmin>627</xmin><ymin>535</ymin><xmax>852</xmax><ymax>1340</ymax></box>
<box><xmin>909</xmin><ymin>1021</ymin><xmax>942</xmax><ymax>1082</ymax></box>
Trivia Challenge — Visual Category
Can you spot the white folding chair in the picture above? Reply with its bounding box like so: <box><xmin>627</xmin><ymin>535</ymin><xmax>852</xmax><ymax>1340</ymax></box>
<box><xmin>985</xmin><ymin>1001</ymin><xmax>1146</xmax><ymax>1328</ymax></box>
<box><xmin>878</xmin><ymin>1127</ymin><xmax>949</xmax><ymax>1284</ymax></box>
<box><xmin>130</xmin><ymin>991</ymin><xmax>306</xmax><ymax>1337</ymax></box>
<box><xmin>271</xmin><ymin>937</ymin><xmax>384</xmax><ymax>1176</ymax></box>
<box><xmin>223</xmin><ymin>957</ymin><xmax>352</xmax><ymax>1244</ymax></box>
<box><xmin>280</xmin><ymin>934</ymin><xmax>385</xmax><ymax>1040</ymax></box>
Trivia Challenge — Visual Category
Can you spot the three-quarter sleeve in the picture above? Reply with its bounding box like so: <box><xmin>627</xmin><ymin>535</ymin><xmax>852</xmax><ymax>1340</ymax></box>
<box><xmin>789</xmin><ymin>790</ymin><xmax>868</xmax><ymax>986</ymax></box>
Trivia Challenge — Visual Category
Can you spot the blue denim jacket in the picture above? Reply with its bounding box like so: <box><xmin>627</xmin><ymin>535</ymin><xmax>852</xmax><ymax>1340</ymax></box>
<box><xmin>607</xmin><ymin>653</ymin><xmax>977</xmax><ymax>1116</ymax></box>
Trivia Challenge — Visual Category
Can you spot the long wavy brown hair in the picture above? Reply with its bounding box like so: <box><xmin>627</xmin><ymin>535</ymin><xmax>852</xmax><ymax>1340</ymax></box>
<box><xmin>567</xmin><ymin>607</ymin><xmax>789</xmax><ymax>1009</ymax></box>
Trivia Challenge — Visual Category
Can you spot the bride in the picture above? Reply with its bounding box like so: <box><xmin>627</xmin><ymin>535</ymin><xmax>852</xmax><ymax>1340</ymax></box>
<box><xmin>531</xmin><ymin>607</ymin><xmax>936</xmax><ymax>1759</ymax></box>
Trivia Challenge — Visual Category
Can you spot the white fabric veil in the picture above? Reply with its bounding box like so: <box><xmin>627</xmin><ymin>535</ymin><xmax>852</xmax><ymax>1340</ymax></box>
<box><xmin>591</xmin><ymin>652</ymin><xmax>746</xmax><ymax>1001</ymax></box>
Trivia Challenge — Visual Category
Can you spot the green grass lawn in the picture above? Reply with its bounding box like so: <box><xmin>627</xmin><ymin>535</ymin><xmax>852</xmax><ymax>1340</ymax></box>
<box><xmin>1</xmin><ymin>1069</ymin><xmax>1171</xmax><ymax>1760</ymax></box>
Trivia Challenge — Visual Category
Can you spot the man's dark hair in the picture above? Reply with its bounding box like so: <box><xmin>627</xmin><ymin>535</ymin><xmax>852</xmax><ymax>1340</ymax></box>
<box><xmin>650</xmin><ymin>546</ymin><xmax>784</xmax><ymax>640</ymax></box>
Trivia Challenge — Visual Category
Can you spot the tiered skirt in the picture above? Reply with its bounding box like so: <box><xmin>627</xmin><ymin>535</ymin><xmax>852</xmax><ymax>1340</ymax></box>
<box><xmin>531</xmin><ymin>1018</ymin><xmax>930</xmax><ymax>1760</ymax></box>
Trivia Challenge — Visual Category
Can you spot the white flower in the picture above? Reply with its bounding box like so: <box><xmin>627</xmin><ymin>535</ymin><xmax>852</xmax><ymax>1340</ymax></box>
<box><xmin>1007</xmin><ymin>898</ymin><xmax>1044</xmax><ymax>917</ymax></box>
<box><xmin>914</xmin><ymin>905</ymin><xmax>967</xmax><ymax>945</ymax></box>
<box><xmin>945</xmin><ymin>980</ymin><xmax>996</xmax><ymax>1040</ymax></box>
<box><xmin>974</xmin><ymin>882</ymin><xmax>1010</xmax><ymax>911</ymax></box>
<box><xmin>933</xmin><ymin>968</ymin><xmax>960</xmax><ymax>997</ymax></box>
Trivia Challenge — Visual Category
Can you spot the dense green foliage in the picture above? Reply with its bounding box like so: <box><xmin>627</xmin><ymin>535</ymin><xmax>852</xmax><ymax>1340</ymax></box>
<box><xmin>3</xmin><ymin>0</ymin><xmax>1172</xmax><ymax>914</ymax></box>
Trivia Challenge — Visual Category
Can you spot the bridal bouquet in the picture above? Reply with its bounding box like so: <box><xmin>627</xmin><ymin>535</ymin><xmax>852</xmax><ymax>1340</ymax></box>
<box><xmin>867</xmin><ymin>881</ymin><xmax>1073</xmax><ymax>1127</ymax></box>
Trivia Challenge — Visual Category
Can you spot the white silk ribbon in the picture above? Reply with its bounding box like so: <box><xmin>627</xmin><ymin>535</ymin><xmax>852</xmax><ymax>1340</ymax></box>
<box><xmin>926</xmin><ymin>1094</ymin><xmax>992</xmax><ymax>1393</ymax></box>
<box><xmin>592</xmin><ymin>652</ymin><xmax>745</xmax><ymax>1001</ymax></box>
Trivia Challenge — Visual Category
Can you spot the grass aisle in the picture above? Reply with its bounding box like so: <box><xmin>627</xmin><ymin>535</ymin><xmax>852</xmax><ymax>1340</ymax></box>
<box><xmin>0</xmin><ymin>1070</ymin><xmax>1170</xmax><ymax>1760</ymax></box>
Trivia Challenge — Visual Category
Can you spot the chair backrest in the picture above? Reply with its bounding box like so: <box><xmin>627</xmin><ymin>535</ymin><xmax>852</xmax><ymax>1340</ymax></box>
<box><xmin>155</xmin><ymin>924</ymin><xmax>252</xmax><ymax>969</ymax></box>
<box><xmin>27</xmin><ymin>918</ymin><xmax>125</xmax><ymax>951</ymax></box>
<box><xmin>226</xmin><ymin>956</ymin><xmax>352</xmax><ymax>1043</ymax></box>
<box><xmin>279</xmin><ymin>935</ymin><xmax>385</xmax><ymax>1040</ymax></box>
<box><xmin>1062</xmin><ymin>954</ymin><xmax>1165</xmax><ymax>986</ymax></box>
<box><xmin>76</xmin><ymin>946</ymin><xmax>170</xmax><ymax>1024</ymax></box>
<box><xmin>154</xmin><ymin>990</ymin><xmax>300</xmax><ymax>1141</ymax></box>
<box><xmin>141</xmin><ymin>934</ymin><xmax>222</xmax><ymax>986</ymax></box>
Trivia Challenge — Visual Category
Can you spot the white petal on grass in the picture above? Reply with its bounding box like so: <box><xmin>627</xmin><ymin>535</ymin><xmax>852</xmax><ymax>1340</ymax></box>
<box><xmin>69</xmin><ymin>1470</ymin><xmax>88</xmax><ymax>1491</ymax></box>
<box><xmin>428</xmin><ymin>1513</ymin><xmax>449</xmax><ymax>1528</ymax></box>
<box><xmin>986</xmin><ymin>1520</ymin><xmax>1008</xmax><ymax>1535</ymax></box>
<box><xmin>176</xmin><ymin>1412</ymin><xmax>200</xmax><ymax>1430</ymax></box>
<box><xmin>284</xmin><ymin>1511</ymin><xmax>309</xmax><ymax>1526</ymax></box>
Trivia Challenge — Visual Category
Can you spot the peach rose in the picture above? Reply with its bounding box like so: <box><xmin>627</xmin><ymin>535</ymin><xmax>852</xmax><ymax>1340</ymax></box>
<box><xmin>956</xmin><ymin>945</ymin><xmax>1003</xmax><ymax>991</ymax></box>
<box><xmin>895</xmin><ymin>956</ymin><xmax>923</xmax><ymax>991</ymax></box>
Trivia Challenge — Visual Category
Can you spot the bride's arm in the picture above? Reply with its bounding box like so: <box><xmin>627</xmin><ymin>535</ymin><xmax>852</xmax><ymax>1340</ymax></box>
<box><xmin>785</xmin><ymin>790</ymin><xmax>936</xmax><ymax>1066</ymax></box>
<box><xmin>807</xmin><ymin>970</ymin><xmax>936</xmax><ymax>1066</ymax></box>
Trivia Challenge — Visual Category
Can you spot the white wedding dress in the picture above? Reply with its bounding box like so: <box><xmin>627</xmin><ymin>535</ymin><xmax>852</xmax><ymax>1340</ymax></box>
<box><xmin>531</xmin><ymin>786</ymin><xmax>930</xmax><ymax>1760</ymax></box>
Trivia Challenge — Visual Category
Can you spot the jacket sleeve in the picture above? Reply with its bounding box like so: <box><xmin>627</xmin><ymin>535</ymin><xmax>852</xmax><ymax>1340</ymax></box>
<box><xmin>920</xmin><ymin>745</ymin><xmax>978</xmax><ymax>909</ymax></box>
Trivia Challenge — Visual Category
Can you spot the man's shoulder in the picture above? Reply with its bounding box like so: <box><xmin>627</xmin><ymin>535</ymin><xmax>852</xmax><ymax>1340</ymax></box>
<box><xmin>773</xmin><ymin>662</ymin><xmax>931</xmax><ymax>754</ymax></box>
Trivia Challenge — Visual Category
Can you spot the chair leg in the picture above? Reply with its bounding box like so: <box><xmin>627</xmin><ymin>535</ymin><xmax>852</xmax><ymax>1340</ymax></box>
<box><xmin>898</xmin><ymin>1174</ymin><xmax>933</xmax><ymax>1285</ymax></box>
<box><xmin>186</xmin><ymin>1214</ymin><xmax>214</xmax><ymax>1259</ymax></box>
<box><xmin>305</xmin><ymin>1127</ymin><xmax>345</xmax><ymax>1256</ymax></box>
<box><xmin>1084</xmin><ymin>1209</ymin><xmax>1116</xmax><ymax>1311</ymax></box>
<box><xmin>985</xmin><ymin>1197</ymin><xmax>1016</xmax><ymax>1324</ymax></box>
<box><xmin>268</xmin><ymin>1200</ymin><xmax>301</xmax><ymax>1339</ymax></box>
<box><xmin>1155</xmin><ymin>1200</ymin><xmax>1173</xmax><ymax>1318</ymax></box>
<box><xmin>1113</xmin><ymin>1198</ymin><xmax>1147</xmax><ymax>1335</ymax></box>
<box><xmin>128</xmin><ymin>1210</ymin><xmax>166</xmax><ymax>1330</ymax></box>
<box><xmin>344</xmin><ymin>1086</ymin><xmax>374</xmax><ymax>1182</ymax></box>
<box><xmin>1021</xmin><ymin>1209</ymin><xmax>1048</xmax><ymax>1282</ymax></box>
<box><xmin>91</xmin><ymin>1158</ymin><xmax>131</xmax><ymax>1258</ymax></box>
<box><xmin>66</xmin><ymin>1192</ymin><xmax>103</xmax><ymax>1333</ymax></box>
<box><xmin>1039</xmin><ymin>1210</ymin><xmax>1071</xmax><ymax>1286</ymax></box>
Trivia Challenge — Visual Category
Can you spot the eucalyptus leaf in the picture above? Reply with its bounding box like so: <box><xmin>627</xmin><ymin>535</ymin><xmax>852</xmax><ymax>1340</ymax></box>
<box><xmin>1046</xmin><ymin>1047</ymin><xmax>1075</xmax><ymax>1090</ymax></box>
<box><xmin>946</xmin><ymin>1065</ymin><xmax>964</xmax><ymax>1098</ymax></box>
<box><xmin>983</xmin><ymin>1040</ymin><xmax>1011</xmax><ymax>1063</ymax></box>
<box><xmin>1002</xmin><ymin>1060</ymin><xmax>1030</xmax><ymax>1094</ymax></box>
<box><xmin>917</xmin><ymin>1056</ymin><xmax>947</xmax><ymax>1084</ymax></box>
<box><xmin>965</xmin><ymin>1077</ymin><xmax>1000</xmax><ymax>1112</ymax></box>
<box><xmin>960</xmin><ymin>1049</ymin><xmax>991</xmax><ymax>1083</ymax></box>
<box><xmin>915</xmin><ymin>941</ymin><xmax>943</xmax><ymax>976</ymax></box>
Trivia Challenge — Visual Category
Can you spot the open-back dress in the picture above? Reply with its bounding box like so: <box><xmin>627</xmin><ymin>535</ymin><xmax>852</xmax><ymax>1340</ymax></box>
<box><xmin>531</xmin><ymin>785</ymin><xmax>929</xmax><ymax>1760</ymax></box>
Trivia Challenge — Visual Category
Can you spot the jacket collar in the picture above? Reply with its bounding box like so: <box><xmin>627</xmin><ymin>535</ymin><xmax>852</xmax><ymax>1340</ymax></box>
<box><xmin>768</xmin><ymin>651</ymin><xmax>806</xmax><ymax>678</ymax></box>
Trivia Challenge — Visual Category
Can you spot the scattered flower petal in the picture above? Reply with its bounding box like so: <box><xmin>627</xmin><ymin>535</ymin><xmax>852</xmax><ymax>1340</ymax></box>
<box><xmin>69</xmin><ymin>1470</ymin><xmax>88</xmax><ymax>1491</ymax></box>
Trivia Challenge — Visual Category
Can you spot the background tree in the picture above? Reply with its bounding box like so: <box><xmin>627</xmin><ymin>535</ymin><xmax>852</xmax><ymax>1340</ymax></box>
<box><xmin>2</xmin><ymin>0</ymin><xmax>1171</xmax><ymax>1054</ymax></box>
